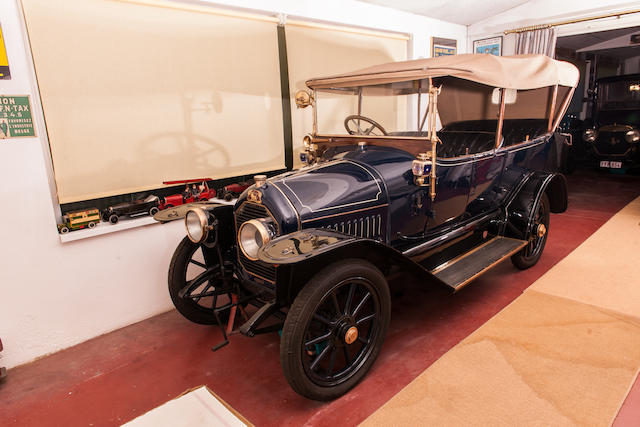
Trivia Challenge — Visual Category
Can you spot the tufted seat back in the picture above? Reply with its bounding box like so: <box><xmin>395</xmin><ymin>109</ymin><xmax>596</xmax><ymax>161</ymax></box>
<box><xmin>441</xmin><ymin>119</ymin><xmax>548</xmax><ymax>146</ymax></box>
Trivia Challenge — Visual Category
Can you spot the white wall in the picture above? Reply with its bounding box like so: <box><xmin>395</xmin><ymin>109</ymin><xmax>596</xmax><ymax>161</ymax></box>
<box><xmin>0</xmin><ymin>0</ymin><xmax>465</xmax><ymax>369</ymax></box>
<box><xmin>468</xmin><ymin>0</ymin><xmax>640</xmax><ymax>55</ymax></box>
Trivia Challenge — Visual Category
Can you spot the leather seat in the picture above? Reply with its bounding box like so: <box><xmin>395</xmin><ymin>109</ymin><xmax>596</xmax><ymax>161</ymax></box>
<box><xmin>441</xmin><ymin>119</ymin><xmax>548</xmax><ymax>146</ymax></box>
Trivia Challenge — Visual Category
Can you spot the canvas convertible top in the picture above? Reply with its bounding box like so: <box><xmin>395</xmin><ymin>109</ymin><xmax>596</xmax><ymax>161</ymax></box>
<box><xmin>306</xmin><ymin>54</ymin><xmax>580</xmax><ymax>90</ymax></box>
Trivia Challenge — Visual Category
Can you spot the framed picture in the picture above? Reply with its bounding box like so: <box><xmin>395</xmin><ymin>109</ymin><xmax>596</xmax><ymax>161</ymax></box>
<box><xmin>473</xmin><ymin>36</ymin><xmax>503</xmax><ymax>56</ymax></box>
<box><xmin>431</xmin><ymin>37</ymin><xmax>457</xmax><ymax>57</ymax></box>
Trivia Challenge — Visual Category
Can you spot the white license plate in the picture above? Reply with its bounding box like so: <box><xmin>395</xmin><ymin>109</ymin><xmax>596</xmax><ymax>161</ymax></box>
<box><xmin>600</xmin><ymin>160</ymin><xmax>622</xmax><ymax>168</ymax></box>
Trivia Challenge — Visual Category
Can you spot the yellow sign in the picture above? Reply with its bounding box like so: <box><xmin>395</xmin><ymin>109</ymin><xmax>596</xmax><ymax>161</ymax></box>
<box><xmin>0</xmin><ymin>24</ymin><xmax>10</xmax><ymax>80</ymax></box>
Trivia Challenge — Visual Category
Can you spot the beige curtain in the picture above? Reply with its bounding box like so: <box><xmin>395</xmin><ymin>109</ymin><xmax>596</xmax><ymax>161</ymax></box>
<box><xmin>515</xmin><ymin>28</ymin><xmax>557</xmax><ymax>57</ymax></box>
<box><xmin>285</xmin><ymin>22</ymin><xmax>408</xmax><ymax>167</ymax></box>
<box><xmin>22</xmin><ymin>0</ymin><xmax>284</xmax><ymax>203</ymax></box>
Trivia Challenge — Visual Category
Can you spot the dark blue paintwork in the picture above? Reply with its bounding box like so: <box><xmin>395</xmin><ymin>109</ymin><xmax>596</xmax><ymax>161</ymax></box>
<box><xmin>230</xmin><ymin>126</ymin><xmax>568</xmax><ymax>294</ymax></box>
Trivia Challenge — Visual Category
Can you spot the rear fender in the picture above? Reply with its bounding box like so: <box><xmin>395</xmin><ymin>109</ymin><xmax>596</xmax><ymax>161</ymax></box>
<box><xmin>506</xmin><ymin>171</ymin><xmax>567</xmax><ymax>239</ymax></box>
<box><xmin>258</xmin><ymin>229</ymin><xmax>445</xmax><ymax>305</ymax></box>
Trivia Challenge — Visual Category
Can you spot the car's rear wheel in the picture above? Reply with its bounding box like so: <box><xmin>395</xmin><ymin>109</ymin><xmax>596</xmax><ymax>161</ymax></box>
<box><xmin>511</xmin><ymin>193</ymin><xmax>550</xmax><ymax>270</ymax></box>
<box><xmin>168</xmin><ymin>236</ymin><xmax>239</xmax><ymax>325</ymax></box>
<box><xmin>280</xmin><ymin>259</ymin><xmax>390</xmax><ymax>401</ymax></box>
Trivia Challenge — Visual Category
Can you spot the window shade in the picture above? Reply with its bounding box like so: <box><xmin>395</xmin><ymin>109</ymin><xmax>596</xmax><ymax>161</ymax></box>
<box><xmin>22</xmin><ymin>0</ymin><xmax>284</xmax><ymax>203</ymax></box>
<box><xmin>285</xmin><ymin>22</ymin><xmax>409</xmax><ymax>167</ymax></box>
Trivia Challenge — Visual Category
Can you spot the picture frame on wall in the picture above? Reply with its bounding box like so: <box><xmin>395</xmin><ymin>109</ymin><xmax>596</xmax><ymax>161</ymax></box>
<box><xmin>431</xmin><ymin>37</ymin><xmax>457</xmax><ymax>57</ymax></box>
<box><xmin>473</xmin><ymin>36</ymin><xmax>503</xmax><ymax>56</ymax></box>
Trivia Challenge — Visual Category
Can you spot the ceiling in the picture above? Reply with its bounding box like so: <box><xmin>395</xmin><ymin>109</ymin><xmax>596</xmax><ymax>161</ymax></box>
<box><xmin>557</xmin><ymin>26</ymin><xmax>640</xmax><ymax>59</ymax></box>
<box><xmin>359</xmin><ymin>0</ymin><xmax>531</xmax><ymax>26</ymax></box>
<box><xmin>557</xmin><ymin>26</ymin><xmax>640</xmax><ymax>50</ymax></box>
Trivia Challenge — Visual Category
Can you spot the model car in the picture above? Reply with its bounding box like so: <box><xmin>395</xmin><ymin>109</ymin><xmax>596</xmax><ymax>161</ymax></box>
<box><xmin>102</xmin><ymin>195</ymin><xmax>161</xmax><ymax>224</ymax></box>
<box><xmin>217</xmin><ymin>180</ymin><xmax>253</xmax><ymax>201</ymax></box>
<box><xmin>168</xmin><ymin>54</ymin><xmax>578</xmax><ymax>400</ymax></box>
<box><xmin>160</xmin><ymin>179</ymin><xmax>216</xmax><ymax>208</ymax></box>
<box><xmin>57</xmin><ymin>208</ymin><xmax>101</xmax><ymax>233</ymax></box>
<box><xmin>582</xmin><ymin>74</ymin><xmax>640</xmax><ymax>170</ymax></box>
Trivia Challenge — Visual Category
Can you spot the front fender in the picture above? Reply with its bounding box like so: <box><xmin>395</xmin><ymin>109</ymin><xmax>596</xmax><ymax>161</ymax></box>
<box><xmin>258</xmin><ymin>229</ymin><xmax>446</xmax><ymax>305</ymax></box>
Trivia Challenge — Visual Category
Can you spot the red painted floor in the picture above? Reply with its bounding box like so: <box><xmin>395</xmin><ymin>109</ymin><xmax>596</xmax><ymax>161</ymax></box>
<box><xmin>1</xmin><ymin>170</ymin><xmax>639</xmax><ymax>427</ymax></box>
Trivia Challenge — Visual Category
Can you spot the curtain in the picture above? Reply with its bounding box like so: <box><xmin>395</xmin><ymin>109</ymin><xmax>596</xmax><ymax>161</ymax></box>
<box><xmin>22</xmin><ymin>0</ymin><xmax>284</xmax><ymax>203</ymax></box>
<box><xmin>515</xmin><ymin>28</ymin><xmax>557</xmax><ymax>57</ymax></box>
<box><xmin>285</xmin><ymin>22</ymin><xmax>408</xmax><ymax>167</ymax></box>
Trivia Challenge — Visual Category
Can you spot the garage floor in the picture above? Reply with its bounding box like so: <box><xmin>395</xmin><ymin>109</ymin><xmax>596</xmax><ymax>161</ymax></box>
<box><xmin>1</xmin><ymin>170</ymin><xmax>639</xmax><ymax>427</ymax></box>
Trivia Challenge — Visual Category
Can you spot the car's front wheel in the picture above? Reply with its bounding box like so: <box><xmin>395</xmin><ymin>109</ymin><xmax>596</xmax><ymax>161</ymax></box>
<box><xmin>280</xmin><ymin>259</ymin><xmax>391</xmax><ymax>401</ymax></box>
<box><xmin>511</xmin><ymin>193</ymin><xmax>550</xmax><ymax>270</ymax></box>
<box><xmin>168</xmin><ymin>237</ymin><xmax>239</xmax><ymax>325</ymax></box>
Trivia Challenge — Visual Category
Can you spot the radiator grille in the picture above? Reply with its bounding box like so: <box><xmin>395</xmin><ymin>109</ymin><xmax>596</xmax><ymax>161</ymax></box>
<box><xmin>322</xmin><ymin>214</ymin><xmax>383</xmax><ymax>239</ymax></box>
<box><xmin>595</xmin><ymin>132</ymin><xmax>631</xmax><ymax>156</ymax></box>
<box><xmin>234</xmin><ymin>202</ymin><xmax>277</xmax><ymax>283</ymax></box>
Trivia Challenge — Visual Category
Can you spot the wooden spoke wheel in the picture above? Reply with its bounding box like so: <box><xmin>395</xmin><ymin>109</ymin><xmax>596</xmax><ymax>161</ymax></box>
<box><xmin>512</xmin><ymin>193</ymin><xmax>550</xmax><ymax>270</ymax></box>
<box><xmin>168</xmin><ymin>237</ymin><xmax>238</xmax><ymax>325</ymax></box>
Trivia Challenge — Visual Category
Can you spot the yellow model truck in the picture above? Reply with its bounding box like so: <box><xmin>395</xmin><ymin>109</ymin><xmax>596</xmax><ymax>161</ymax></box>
<box><xmin>57</xmin><ymin>208</ymin><xmax>101</xmax><ymax>234</ymax></box>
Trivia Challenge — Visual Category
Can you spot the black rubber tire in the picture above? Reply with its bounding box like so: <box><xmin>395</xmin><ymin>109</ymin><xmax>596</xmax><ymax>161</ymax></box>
<box><xmin>88</xmin><ymin>222</ymin><xmax>96</xmax><ymax>229</ymax></box>
<box><xmin>224</xmin><ymin>193</ymin><xmax>234</xmax><ymax>202</ymax></box>
<box><xmin>149</xmin><ymin>207</ymin><xmax>159</xmax><ymax>216</ymax></box>
<box><xmin>60</xmin><ymin>226</ymin><xmax>69</xmax><ymax>234</ymax></box>
<box><xmin>168</xmin><ymin>236</ymin><xmax>229</xmax><ymax>325</ymax></box>
<box><xmin>109</xmin><ymin>214</ymin><xmax>119</xmax><ymax>224</ymax></box>
<box><xmin>511</xmin><ymin>193</ymin><xmax>550</xmax><ymax>270</ymax></box>
<box><xmin>280</xmin><ymin>259</ymin><xmax>391</xmax><ymax>401</ymax></box>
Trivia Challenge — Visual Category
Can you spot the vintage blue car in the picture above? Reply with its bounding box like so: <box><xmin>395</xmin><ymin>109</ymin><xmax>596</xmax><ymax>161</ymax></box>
<box><xmin>582</xmin><ymin>73</ymin><xmax>640</xmax><ymax>171</ymax></box>
<box><xmin>168</xmin><ymin>54</ymin><xmax>579</xmax><ymax>400</ymax></box>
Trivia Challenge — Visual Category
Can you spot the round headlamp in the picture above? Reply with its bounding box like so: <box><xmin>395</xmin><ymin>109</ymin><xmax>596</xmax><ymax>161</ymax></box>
<box><xmin>238</xmin><ymin>218</ymin><xmax>275</xmax><ymax>260</ymax></box>
<box><xmin>582</xmin><ymin>128</ymin><xmax>598</xmax><ymax>143</ymax></box>
<box><xmin>185</xmin><ymin>208</ymin><xmax>209</xmax><ymax>243</ymax></box>
<box><xmin>625</xmin><ymin>129</ymin><xmax>640</xmax><ymax>143</ymax></box>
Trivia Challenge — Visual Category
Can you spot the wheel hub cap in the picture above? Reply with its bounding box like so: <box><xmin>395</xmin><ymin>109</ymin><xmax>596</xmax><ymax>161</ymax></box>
<box><xmin>537</xmin><ymin>224</ymin><xmax>547</xmax><ymax>238</ymax></box>
<box><xmin>344</xmin><ymin>326</ymin><xmax>358</xmax><ymax>345</ymax></box>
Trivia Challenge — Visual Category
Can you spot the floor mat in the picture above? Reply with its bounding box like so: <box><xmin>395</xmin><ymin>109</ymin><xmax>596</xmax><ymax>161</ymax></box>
<box><xmin>363</xmin><ymin>197</ymin><xmax>640</xmax><ymax>426</ymax></box>
<box><xmin>362</xmin><ymin>291</ymin><xmax>640</xmax><ymax>426</ymax></box>
<box><xmin>529</xmin><ymin>196</ymin><xmax>640</xmax><ymax>320</ymax></box>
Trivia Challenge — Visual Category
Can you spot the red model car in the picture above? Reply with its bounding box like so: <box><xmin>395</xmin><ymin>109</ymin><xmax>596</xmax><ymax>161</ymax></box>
<box><xmin>160</xmin><ymin>179</ymin><xmax>216</xmax><ymax>208</ymax></box>
<box><xmin>216</xmin><ymin>180</ymin><xmax>253</xmax><ymax>201</ymax></box>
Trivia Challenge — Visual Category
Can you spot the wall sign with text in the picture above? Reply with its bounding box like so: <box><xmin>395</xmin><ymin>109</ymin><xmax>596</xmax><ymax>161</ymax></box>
<box><xmin>0</xmin><ymin>96</ymin><xmax>36</xmax><ymax>138</ymax></box>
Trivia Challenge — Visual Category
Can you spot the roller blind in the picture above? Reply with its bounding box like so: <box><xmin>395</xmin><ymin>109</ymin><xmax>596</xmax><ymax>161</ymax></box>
<box><xmin>21</xmin><ymin>0</ymin><xmax>284</xmax><ymax>203</ymax></box>
<box><xmin>285</xmin><ymin>22</ymin><xmax>409</xmax><ymax>166</ymax></box>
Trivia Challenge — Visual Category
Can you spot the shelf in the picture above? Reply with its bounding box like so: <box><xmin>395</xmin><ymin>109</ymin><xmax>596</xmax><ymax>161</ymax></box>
<box><xmin>58</xmin><ymin>198</ymin><xmax>237</xmax><ymax>243</ymax></box>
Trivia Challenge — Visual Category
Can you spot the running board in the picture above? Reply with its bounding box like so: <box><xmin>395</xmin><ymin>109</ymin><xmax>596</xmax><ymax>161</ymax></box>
<box><xmin>429</xmin><ymin>236</ymin><xmax>528</xmax><ymax>292</ymax></box>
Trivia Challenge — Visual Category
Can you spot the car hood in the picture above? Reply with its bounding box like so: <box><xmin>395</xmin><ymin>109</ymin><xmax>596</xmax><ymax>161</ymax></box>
<box><xmin>269</xmin><ymin>158</ymin><xmax>388</xmax><ymax>223</ymax></box>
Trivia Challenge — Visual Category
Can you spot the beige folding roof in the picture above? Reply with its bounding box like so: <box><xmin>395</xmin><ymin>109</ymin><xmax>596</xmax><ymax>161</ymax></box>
<box><xmin>306</xmin><ymin>54</ymin><xmax>580</xmax><ymax>90</ymax></box>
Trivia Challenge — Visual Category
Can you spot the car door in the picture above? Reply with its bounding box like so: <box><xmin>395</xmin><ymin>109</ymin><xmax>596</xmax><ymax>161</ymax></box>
<box><xmin>425</xmin><ymin>159</ymin><xmax>473</xmax><ymax>231</ymax></box>
<box><xmin>465</xmin><ymin>151</ymin><xmax>506</xmax><ymax>217</ymax></box>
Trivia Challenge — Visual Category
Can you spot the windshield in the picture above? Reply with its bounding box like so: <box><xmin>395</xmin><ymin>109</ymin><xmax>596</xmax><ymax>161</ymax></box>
<box><xmin>315</xmin><ymin>83</ymin><xmax>418</xmax><ymax>136</ymax></box>
<box><xmin>598</xmin><ymin>79</ymin><xmax>640</xmax><ymax>110</ymax></box>
<box><xmin>314</xmin><ymin>78</ymin><xmax>556</xmax><ymax>137</ymax></box>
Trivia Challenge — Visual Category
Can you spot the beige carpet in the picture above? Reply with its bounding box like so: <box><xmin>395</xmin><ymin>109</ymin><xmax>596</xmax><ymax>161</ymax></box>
<box><xmin>363</xmin><ymin>197</ymin><xmax>640</xmax><ymax>426</ymax></box>
<box><xmin>529</xmin><ymin>196</ymin><xmax>640</xmax><ymax>319</ymax></box>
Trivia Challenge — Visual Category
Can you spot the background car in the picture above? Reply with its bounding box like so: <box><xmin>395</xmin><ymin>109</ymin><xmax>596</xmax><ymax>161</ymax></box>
<box><xmin>582</xmin><ymin>74</ymin><xmax>640</xmax><ymax>171</ymax></box>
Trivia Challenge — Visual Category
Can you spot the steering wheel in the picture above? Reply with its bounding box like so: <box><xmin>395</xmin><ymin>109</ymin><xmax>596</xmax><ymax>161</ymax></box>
<box><xmin>344</xmin><ymin>115</ymin><xmax>388</xmax><ymax>136</ymax></box>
